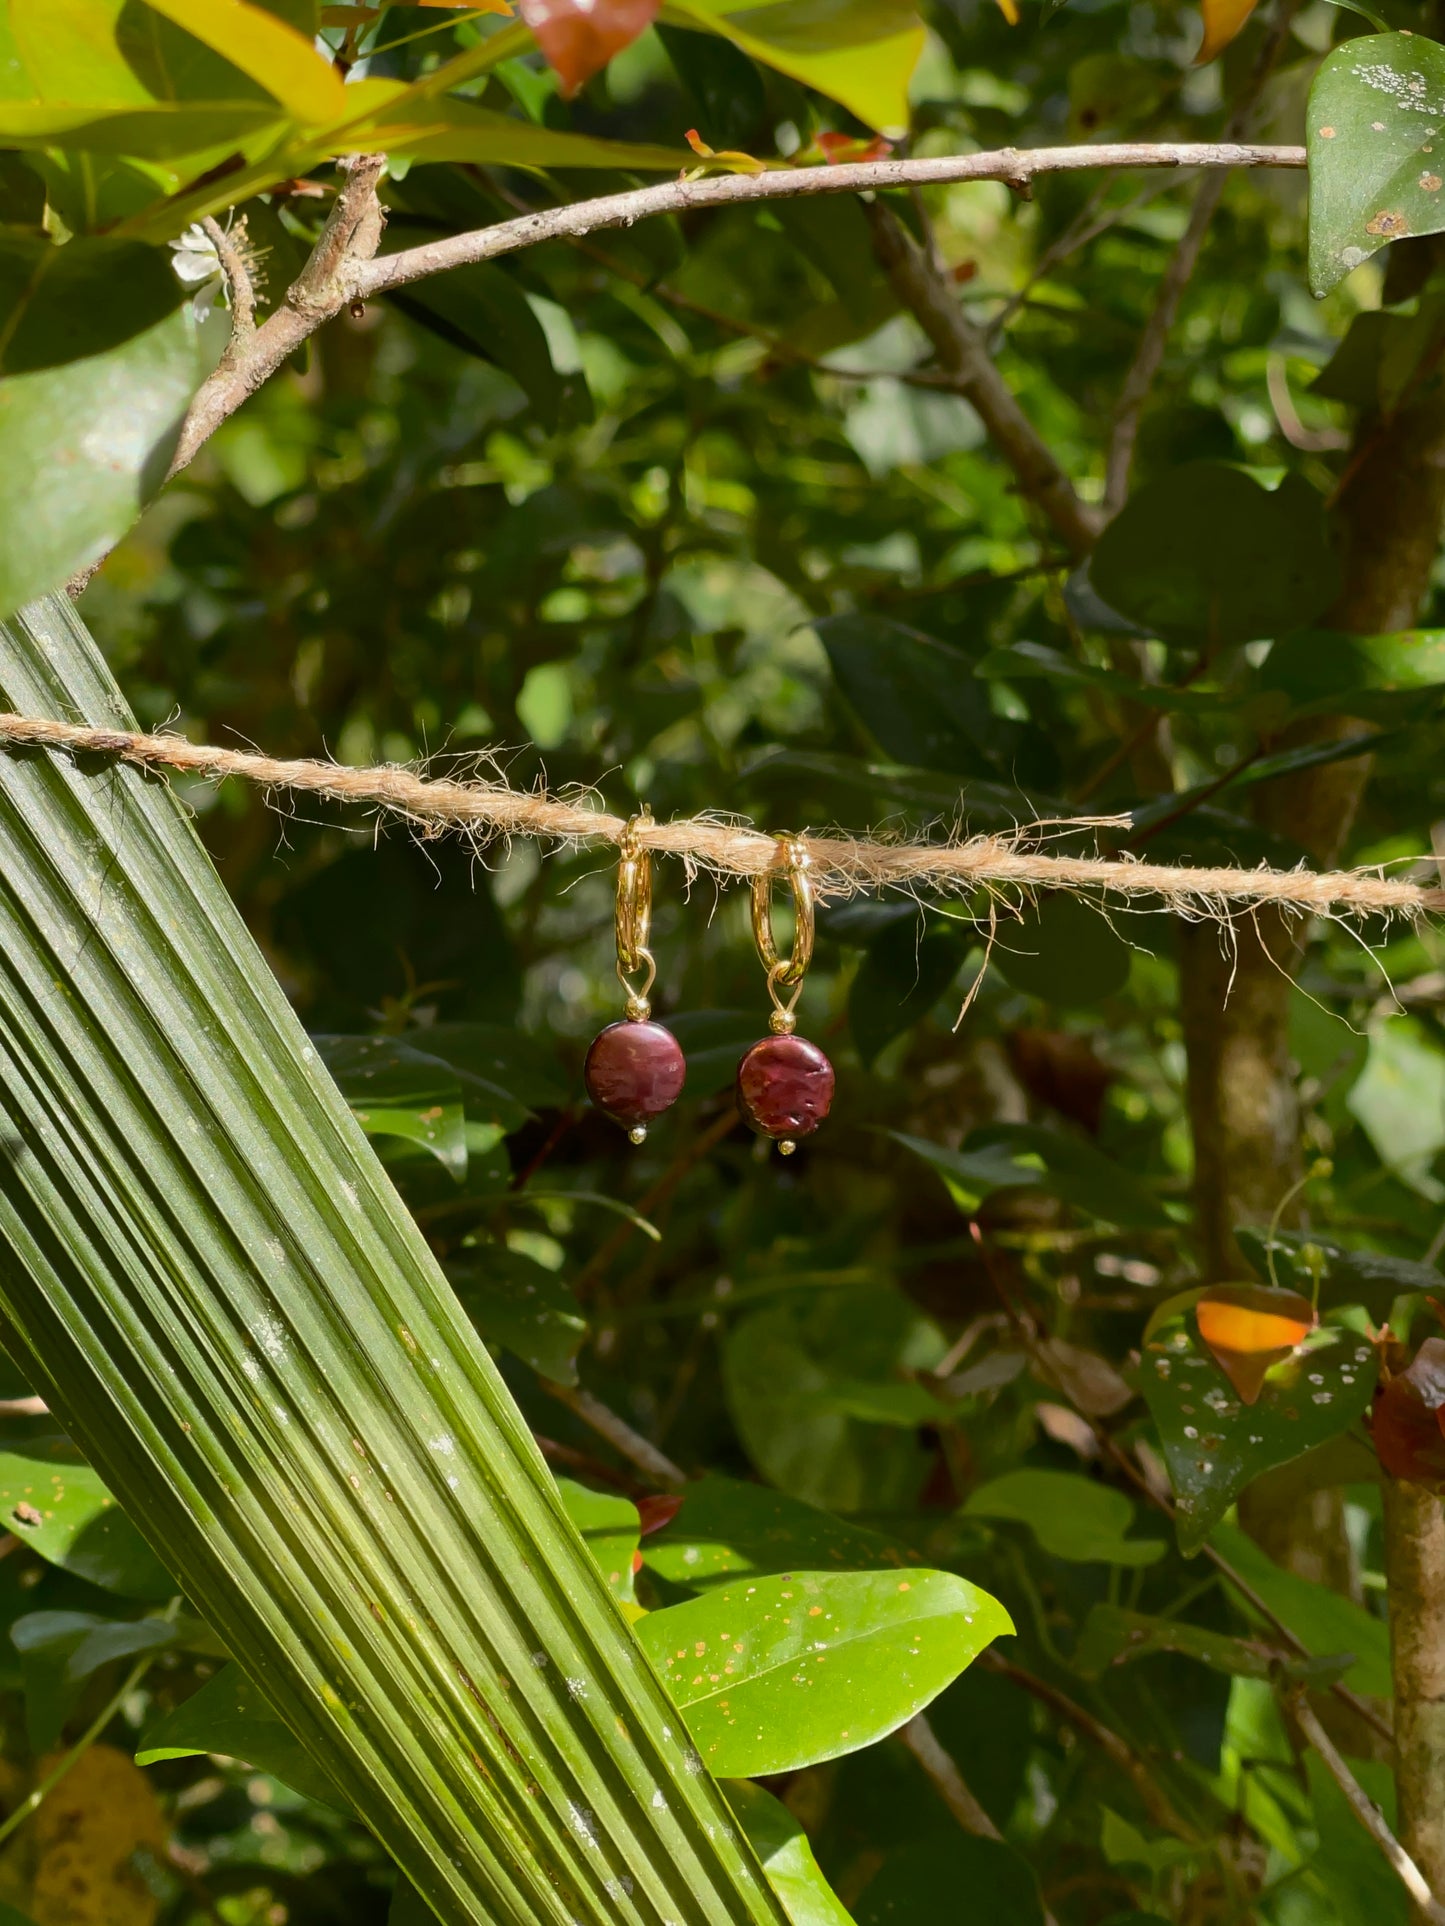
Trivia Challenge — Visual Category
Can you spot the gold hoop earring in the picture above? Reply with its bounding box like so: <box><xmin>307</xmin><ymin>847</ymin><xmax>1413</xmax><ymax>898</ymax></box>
<box><xmin>583</xmin><ymin>811</ymin><xmax>686</xmax><ymax>1145</ymax></box>
<box><xmin>736</xmin><ymin>837</ymin><xmax>834</xmax><ymax>1156</ymax></box>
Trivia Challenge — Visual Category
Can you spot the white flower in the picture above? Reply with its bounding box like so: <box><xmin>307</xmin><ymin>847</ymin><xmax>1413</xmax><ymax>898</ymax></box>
<box><xmin>168</xmin><ymin>222</ymin><xmax>223</xmax><ymax>318</ymax></box>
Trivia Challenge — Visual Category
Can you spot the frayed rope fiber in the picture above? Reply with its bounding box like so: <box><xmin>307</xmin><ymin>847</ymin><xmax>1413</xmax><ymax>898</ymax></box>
<box><xmin>3</xmin><ymin>710</ymin><xmax>1441</xmax><ymax>920</ymax></box>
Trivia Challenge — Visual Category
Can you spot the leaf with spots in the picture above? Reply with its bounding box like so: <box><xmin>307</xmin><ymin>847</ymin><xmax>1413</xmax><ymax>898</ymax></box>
<box><xmin>1138</xmin><ymin>1292</ymin><xmax>1379</xmax><ymax>1554</ymax></box>
<box><xmin>0</xmin><ymin>1446</ymin><xmax>173</xmax><ymax>1601</ymax></box>
<box><xmin>634</xmin><ymin>1567</ymin><xmax>1012</xmax><ymax>1778</ymax></box>
<box><xmin>1308</xmin><ymin>32</ymin><xmax>1445</xmax><ymax>295</ymax></box>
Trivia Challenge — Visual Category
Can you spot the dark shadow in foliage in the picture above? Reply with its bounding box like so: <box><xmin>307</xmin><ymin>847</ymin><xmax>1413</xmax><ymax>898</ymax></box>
<box><xmin>275</xmin><ymin>838</ymin><xmax>521</xmax><ymax>1029</ymax></box>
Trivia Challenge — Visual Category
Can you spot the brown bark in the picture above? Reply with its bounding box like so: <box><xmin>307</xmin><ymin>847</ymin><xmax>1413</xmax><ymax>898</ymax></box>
<box><xmin>1385</xmin><ymin>1480</ymin><xmax>1445</xmax><ymax>1913</ymax></box>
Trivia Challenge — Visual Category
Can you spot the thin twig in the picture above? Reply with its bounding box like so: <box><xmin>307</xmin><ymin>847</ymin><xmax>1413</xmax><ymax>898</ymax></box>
<box><xmin>200</xmin><ymin>216</ymin><xmax>257</xmax><ymax>346</ymax></box>
<box><xmin>1</xmin><ymin>713</ymin><xmax>1440</xmax><ymax>923</ymax></box>
<box><xmin>1292</xmin><ymin>1691</ymin><xmax>1445</xmax><ymax>1923</ymax></box>
<box><xmin>541</xmin><ymin>1383</ymin><xmax>686</xmax><ymax>1491</ymax></box>
<box><xmin>899</xmin><ymin>1715</ymin><xmax>1064</xmax><ymax>1926</ymax></box>
<box><xmin>0</xmin><ymin>1644</ymin><xmax>165</xmax><ymax>1849</ymax></box>
<box><xmin>572</xmin><ymin>1108</ymin><xmax>741</xmax><ymax>1302</ymax></box>
<box><xmin>0</xmin><ymin>1395</ymin><xmax>47</xmax><ymax>1418</ymax></box>
<box><xmin>1103</xmin><ymin>2</ymin><xmax>1304</xmax><ymax>511</ymax></box>
<box><xmin>164</xmin><ymin>144</ymin><xmax>1304</xmax><ymax>486</ymax></box>
<box><xmin>980</xmin><ymin>1649</ymin><xmax>1199</xmax><ymax>1840</ymax></box>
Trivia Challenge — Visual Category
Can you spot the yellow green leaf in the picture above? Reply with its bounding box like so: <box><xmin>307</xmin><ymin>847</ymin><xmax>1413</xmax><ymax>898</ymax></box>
<box><xmin>140</xmin><ymin>0</ymin><xmax>348</xmax><ymax>123</ymax></box>
<box><xmin>1194</xmin><ymin>0</ymin><xmax>1258</xmax><ymax>64</ymax></box>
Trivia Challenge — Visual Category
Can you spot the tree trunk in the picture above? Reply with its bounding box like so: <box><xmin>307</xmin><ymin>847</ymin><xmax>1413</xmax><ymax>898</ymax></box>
<box><xmin>1177</xmin><ymin>384</ymin><xmax>1445</xmax><ymax>1871</ymax></box>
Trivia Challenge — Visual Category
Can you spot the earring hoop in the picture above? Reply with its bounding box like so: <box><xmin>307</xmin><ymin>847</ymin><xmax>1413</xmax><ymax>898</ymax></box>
<box><xmin>750</xmin><ymin>837</ymin><xmax>814</xmax><ymax>1034</ymax></box>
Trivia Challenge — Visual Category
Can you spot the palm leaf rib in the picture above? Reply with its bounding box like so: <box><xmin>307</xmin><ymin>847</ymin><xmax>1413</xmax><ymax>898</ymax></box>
<box><xmin>0</xmin><ymin>595</ymin><xmax>783</xmax><ymax>1926</ymax></box>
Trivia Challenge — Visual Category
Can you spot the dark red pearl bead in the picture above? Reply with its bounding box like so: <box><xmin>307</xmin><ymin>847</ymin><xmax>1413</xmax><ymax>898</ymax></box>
<box><xmin>584</xmin><ymin>1019</ymin><xmax>686</xmax><ymax>1139</ymax></box>
<box><xmin>736</xmin><ymin>1034</ymin><xmax>834</xmax><ymax>1147</ymax></box>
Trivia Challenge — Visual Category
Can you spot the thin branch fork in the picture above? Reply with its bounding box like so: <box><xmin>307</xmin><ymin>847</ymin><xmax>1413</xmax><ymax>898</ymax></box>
<box><xmin>1292</xmin><ymin>1691</ymin><xmax>1445</xmax><ymax>1924</ymax></box>
<box><xmin>169</xmin><ymin>142</ymin><xmax>1304</xmax><ymax>486</ymax></box>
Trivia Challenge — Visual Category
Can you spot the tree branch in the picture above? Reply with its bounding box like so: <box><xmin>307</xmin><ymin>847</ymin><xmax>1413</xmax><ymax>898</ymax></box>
<box><xmin>900</xmin><ymin>1715</ymin><xmax>1062</xmax><ymax>1926</ymax></box>
<box><xmin>1292</xmin><ymin>1690</ymin><xmax>1445</xmax><ymax>1925</ymax></box>
<box><xmin>866</xmin><ymin>198</ymin><xmax>1102</xmax><ymax>561</ymax></box>
<box><xmin>165</xmin><ymin>143</ymin><xmax>1303</xmax><ymax>489</ymax></box>
<box><xmin>1103</xmin><ymin>0</ymin><xmax>1303</xmax><ymax>511</ymax></box>
<box><xmin>168</xmin><ymin>153</ymin><xmax>387</xmax><ymax>478</ymax></box>
<box><xmin>200</xmin><ymin>215</ymin><xmax>257</xmax><ymax>350</ymax></box>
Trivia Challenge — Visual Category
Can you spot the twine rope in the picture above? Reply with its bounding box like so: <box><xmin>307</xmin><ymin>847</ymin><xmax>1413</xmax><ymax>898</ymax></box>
<box><xmin>4</xmin><ymin>710</ymin><xmax>1441</xmax><ymax>921</ymax></box>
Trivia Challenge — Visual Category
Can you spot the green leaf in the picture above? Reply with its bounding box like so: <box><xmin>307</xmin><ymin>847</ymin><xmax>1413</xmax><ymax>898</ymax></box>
<box><xmin>1100</xmin><ymin>1809</ymin><xmax>1197</xmax><ymax>1875</ymax></box>
<box><xmin>818</xmin><ymin>615</ymin><xmax>994</xmax><ymax>776</ymax></box>
<box><xmin>449</xmin><ymin>1248</ymin><xmax>589</xmax><ymax>1387</ymax></box>
<box><xmin>964</xmin><ymin>1470</ymin><xmax>1165</xmax><ymax>1567</ymax></box>
<box><xmin>1139</xmin><ymin>1299</ymin><xmax>1378</xmax><ymax>1554</ymax></box>
<box><xmin>1090</xmin><ymin>465</ymin><xmax>1340</xmax><ymax>647</ymax></box>
<box><xmin>1347</xmin><ymin>1016</ymin><xmax>1445</xmax><ymax>1197</ymax></box>
<box><xmin>1305</xmin><ymin>1753</ymin><xmax>1409</xmax><ymax>1925</ymax></box>
<box><xmin>385</xmin><ymin>261</ymin><xmax>575</xmax><ymax>432</ymax></box>
<box><xmin>1073</xmin><ymin>1603</ymin><xmax>1281</xmax><ymax>1681</ymax></box>
<box><xmin>140</xmin><ymin>0</ymin><xmax>348</xmax><ymax>123</ymax></box>
<box><xmin>0</xmin><ymin>1446</ymin><xmax>175</xmax><ymax>1599</ymax></box>
<box><xmin>1261</xmin><ymin>627</ymin><xmax>1445</xmax><ymax>709</ymax></box>
<box><xmin>992</xmin><ymin>895</ymin><xmax>1132</xmax><ymax>1007</ymax></box>
<box><xmin>856</xmin><ymin>1835</ymin><xmax>1043</xmax><ymax>1926</ymax></box>
<box><xmin>635</xmin><ymin>1567</ymin><xmax>1012</xmax><ymax>1777</ymax></box>
<box><xmin>644</xmin><ymin>1474</ymin><xmax>915</xmax><ymax>1591</ymax></box>
<box><xmin>1236</xmin><ymin>1226</ymin><xmax>1440</xmax><ymax>1316</ymax></box>
<box><xmin>0</xmin><ymin>596</ymin><xmax>786</xmax><ymax>1926</ymax></box>
<box><xmin>664</xmin><ymin>0</ymin><xmax>926</xmax><ymax>133</ymax></box>
<box><xmin>0</xmin><ymin>297</ymin><xmax>202</xmax><ymax>619</ymax></box>
<box><xmin>11</xmin><ymin>1607</ymin><xmax>192</xmax><ymax>1684</ymax></box>
<box><xmin>724</xmin><ymin>1780</ymin><xmax>854</xmax><ymax>1926</ymax></box>
<box><xmin>335</xmin><ymin>88</ymin><xmax>688</xmax><ymax>172</ymax></box>
<box><xmin>665</xmin><ymin>1011</ymin><xmax>762</xmax><ymax>1096</ymax></box>
<box><xmin>975</xmin><ymin>641</ymin><xmax>1228</xmax><ymax>714</ymax></box>
<box><xmin>849</xmin><ymin>918</ymin><xmax>962</xmax><ymax>1064</ymax></box>
<box><xmin>314</xmin><ymin>1035</ymin><xmax>473</xmax><ymax>1180</ymax></box>
<box><xmin>894</xmin><ymin>1123</ymin><xmax>1170</xmax><ymax>1228</ymax></box>
<box><xmin>137</xmin><ymin>1661</ymin><xmax>352</xmax><ymax>1809</ymax></box>
<box><xmin>556</xmin><ymin>1478</ymin><xmax>639</xmax><ymax>1604</ymax></box>
<box><xmin>1307</xmin><ymin>32</ymin><xmax>1445</xmax><ymax>295</ymax></box>
<box><xmin>1210</xmin><ymin>1523</ymin><xmax>1392</xmax><ymax>1697</ymax></box>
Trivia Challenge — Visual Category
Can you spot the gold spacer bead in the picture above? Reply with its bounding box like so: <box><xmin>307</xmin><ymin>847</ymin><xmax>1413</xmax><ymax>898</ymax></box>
<box><xmin>768</xmin><ymin>1009</ymin><xmax>796</xmax><ymax>1035</ymax></box>
<box><xmin>778</xmin><ymin>1139</ymin><xmax>797</xmax><ymax>1156</ymax></box>
<box><xmin>626</xmin><ymin>995</ymin><xmax>651</xmax><ymax>1022</ymax></box>
<box><xmin>628</xmin><ymin>1124</ymin><xmax>648</xmax><ymax>1145</ymax></box>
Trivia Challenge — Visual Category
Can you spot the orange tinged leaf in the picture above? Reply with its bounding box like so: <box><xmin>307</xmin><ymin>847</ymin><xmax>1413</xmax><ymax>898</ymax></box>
<box><xmin>1373</xmin><ymin>1334</ymin><xmax>1445</xmax><ymax>1488</ymax></box>
<box><xmin>519</xmin><ymin>0</ymin><xmax>662</xmax><ymax>95</ymax></box>
<box><xmin>1195</xmin><ymin>0</ymin><xmax>1259</xmax><ymax>64</ymax></box>
<box><xmin>1194</xmin><ymin>1284</ymin><xmax>1314</xmax><ymax>1405</ymax></box>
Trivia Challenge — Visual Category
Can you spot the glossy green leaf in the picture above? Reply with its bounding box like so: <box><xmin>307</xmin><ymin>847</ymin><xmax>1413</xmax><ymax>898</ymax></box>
<box><xmin>1073</xmin><ymin>1603</ymin><xmax>1281</xmax><ymax>1681</ymax></box>
<box><xmin>556</xmin><ymin>1478</ymin><xmax>639</xmax><ymax>1604</ymax></box>
<box><xmin>635</xmin><ymin>1567</ymin><xmax>1012</xmax><ymax>1777</ymax></box>
<box><xmin>1210</xmin><ymin>1523</ymin><xmax>1392</xmax><ymax>1697</ymax></box>
<box><xmin>1307</xmin><ymin>32</ymin><xmax>1445</xmax><ymax>295</ymax></box>
<box><xmin>1139</xmin><ymin>1297</ymin><xmax>1378</xmax><ymax>1553</ymax></box>
<box><xmin>137</xmin><ymin>1661</ymin><xmax>352</xmax><ymax>1809</ymax></box>
<box><xmin>0</xmin><ymin>298</ymin><xmax>202</xmax><ymax>618</ymax></box>
<box><xmin>964</xmin><ymin>1470</ymin><xmax>1165</xmax><ymax>1567</ymax></box>
<box><xmin>449</xmin><ymin>1248</ymin><xmax>588</xmax><ymax>1386</ymax></box>
<box><xmin>334</xmin><ymin>87</ymin><xmax>687</xmax><ymax>172</ymax></box>
<box><xmin>818</xmin><ymin>615</ymin><xmax>994</xmax><ymax>777</ymax></box>
<box><xmin>1091</xmin><ymin>465</ymin><xmax>1339</xmax><ymax>647</ymax></box>
<box><xmin>976</xmin><ymin>641</ymin><xmax>1227</xmax><ymax>714</ymax></box>
<box><xmin>894</xmin><ymin>1123</ymin><xmax>1170</xmax><ymax>1227</ymax></box>
<box><xmin>856</xmin><ymin>1834</ymin><xmax>1043</xmax><ymax>1926</ymax></box>
<box><xmin>644</xmin><ymin>1474</ymin><xmax>914</xmax><ymax>1591</ymax></box>
<box><xmin>664</xmin><ymin>0</ymin><xmax>926</xmax><ymax>133</ymax></box>
<box><xmin>313</xmin><ymin>1034</ymin><xmax>530</xmax><ymax>1134</ymax></box>
<box><xmin>993</xmin><ymin>894</ymin><xmax>1132</xmax><ymax>1007</ymax></box>
<box><xmin>849</xmin><ymin>918</ymin><xmax>962</xmax><ymax>1064</ymax></box>
<box><xmin>1347</xmin><ymin>1016</ymin><xmax>1445</xmax><ymax>1196</ymax></box>
<box><xmin>724</xmin><ymin>1780</ymin><xmax>854</xmax><ymax>1926</ymax></box>
<box><xmin>0</xmin><ymin>596</ymin><xmax>786</xmax><ymax>1926</ymax></box>
<box><xmin>0</xmin><ymin>1446</ymin><xmax>174</xmax><ymax>1599</ymax></box>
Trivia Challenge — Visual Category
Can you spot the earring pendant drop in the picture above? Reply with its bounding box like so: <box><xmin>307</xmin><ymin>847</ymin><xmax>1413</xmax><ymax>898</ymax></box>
<box><xmin>737</xmin><ymin>838</ymin><xmax>834</xmax><ymax>1154</ymax></box>
<box><xmin>583</xmin><ymin>811</ymin><xmax>686</xmax><ymax>1144</ymax></box>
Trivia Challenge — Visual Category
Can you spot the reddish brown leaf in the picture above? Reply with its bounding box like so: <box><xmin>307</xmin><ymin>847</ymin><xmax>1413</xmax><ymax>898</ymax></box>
<box><xmin>1373</xmin><ymin>1334</ymin><xmax>1445</xmax><ymax>1488</ymax></box>
<box><xmin>519</xmin><ymin>0</ymin><xmax>661</xmax><ymax>95</ymax></box>
<box><xmin>636</xmin><ymin>1492</ymin><xmax>684</xmax><ymax>1537</ymax></box>
<box><xmin>1193</xmin><ymin>1284</ymin><xmax>1315</xmax><ymax>1406</ymax></box>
